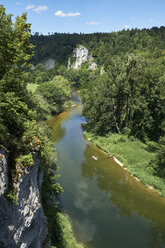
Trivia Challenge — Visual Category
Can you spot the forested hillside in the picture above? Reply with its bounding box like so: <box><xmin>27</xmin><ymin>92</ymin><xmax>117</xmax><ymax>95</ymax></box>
<box><xmin>30</xmin><ymin>27</ymin><xmax>165</xmax><ymax>65</ymax></box>
<box><xmin>30</xmin><ymin>27</ymin><xmax>165</xmax><ymax>190</ymax></box>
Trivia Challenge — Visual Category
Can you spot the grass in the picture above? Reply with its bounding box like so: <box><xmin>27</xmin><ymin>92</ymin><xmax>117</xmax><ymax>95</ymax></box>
<box><xmin>27</xmin><ymin>83</ymin><xmax>38</xmax><ymax>93</ymax></box>
<box><xmin>84</xmin><ymin>131</ymin><xmax>165</xmax><ymax>197</ymax></box>
<box><xmin>54</xmin><ymin>212</ymin><xmax>84</xmax><ymax>248</ymax></box>
<box><xmin>44</xmin><ymin>211</ymin><xmax>84</xmax><ymax>248</ymax></box>
<box><xmin>43</xmin><ymin>201</ymin><xmax>84</xmax><ymax>248</ymax></box>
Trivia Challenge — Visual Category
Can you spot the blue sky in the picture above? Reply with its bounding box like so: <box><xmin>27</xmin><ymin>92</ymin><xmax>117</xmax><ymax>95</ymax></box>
<box><xmin>1</xmin><ymin>0</ymin><xmax>165</xmax><ymax>34</ymax></box>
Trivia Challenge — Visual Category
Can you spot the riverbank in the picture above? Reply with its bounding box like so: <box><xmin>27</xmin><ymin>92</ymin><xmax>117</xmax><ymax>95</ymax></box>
<box><xmin>84</xmin><ymin>131</ymin><xmax>165</xmax><ymax>197</ymax></box>
<box><xmin>50</xmin><ymin>212</ymin><xmax>84</xmax><ymax>248</ymax></box>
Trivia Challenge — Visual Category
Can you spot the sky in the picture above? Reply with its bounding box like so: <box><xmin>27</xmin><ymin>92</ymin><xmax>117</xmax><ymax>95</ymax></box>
<box><xmin>1</xmin><ymin>0</ymin><xmax>165</xmax><ymax>34</ymax></box>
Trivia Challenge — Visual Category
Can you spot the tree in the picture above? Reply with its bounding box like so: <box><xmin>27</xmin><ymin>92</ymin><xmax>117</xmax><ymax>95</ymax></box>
<box><xmin>36</xmin><ymin>75</ymin><xmax>71</xmax><ymax>113</ymax></box>
<box><xmin>0</xmin><ymin>6</ymin><xmax>34</xmax><ymax>144</ymax></box>
<box><xmin>0</xmin><ymin>7</ymin><xmax>33</xmax><ymax>80</ymax></box>
<box><xmin>152</xmin><ymin>136</ymin><xmax>165</xmax><ymax>178</ymax></box>
<box><xmin>81</xmin><ymin>54</ymin><xmax>165</xmax><ymax>141</ymax></box>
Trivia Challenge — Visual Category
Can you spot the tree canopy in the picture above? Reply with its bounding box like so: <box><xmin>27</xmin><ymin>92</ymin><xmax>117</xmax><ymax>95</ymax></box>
<box><xmin>0</xmin><ymin>6</ymin><xmax>34</xmax><ymax>145</ymax></box>
<box><xmin>36</xmin><ymin>75</ymin><xmax>71</xmax><ymax>114</ymax></box>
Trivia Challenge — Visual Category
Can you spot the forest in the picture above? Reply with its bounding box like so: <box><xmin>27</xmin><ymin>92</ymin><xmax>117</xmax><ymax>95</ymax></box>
<box><xmin>30</xmin><ymin>27</ymin><xmax>165</xmax><ymax>65</ymax></box>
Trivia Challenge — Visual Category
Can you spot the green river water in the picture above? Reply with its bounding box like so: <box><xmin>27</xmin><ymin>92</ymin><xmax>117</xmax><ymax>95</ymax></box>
<box><xmin>48</xmin><ymin>93</ymin><xmax>165</xmax><ymax>248</ymax></box>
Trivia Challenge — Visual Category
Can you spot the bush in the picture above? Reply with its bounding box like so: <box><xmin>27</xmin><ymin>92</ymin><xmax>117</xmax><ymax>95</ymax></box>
<box><xmin>118</xmin><ymin>137</ymin><xmax>126</xmax><ymax>142</ymax></box>
<box><xmin>146</xmin><ymin>141</ymin><xmax>158</xmax><ymax>152</ymax></box>
<box><xmin>16</xmin><ymin>154</ymin><xmax>33</xmax><ymax>168</ymax></box>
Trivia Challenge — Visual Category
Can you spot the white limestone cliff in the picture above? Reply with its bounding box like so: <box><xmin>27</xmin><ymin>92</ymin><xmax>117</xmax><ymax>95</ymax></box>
<box><xmin>70</xmin><ymin>45</ymin><xmax>97</xmax><ymax>70</ymax></box>
<box><xmin>0</xmin><ymin>149</ymin><xmax>50</xmax><ymax>248</ymax></box>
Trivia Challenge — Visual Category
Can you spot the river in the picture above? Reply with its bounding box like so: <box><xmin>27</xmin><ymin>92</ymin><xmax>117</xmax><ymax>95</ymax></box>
<box><xmin>48</xmin><ymin>92</ymin><xmax>165</xmax><ymax>248</ymax></box>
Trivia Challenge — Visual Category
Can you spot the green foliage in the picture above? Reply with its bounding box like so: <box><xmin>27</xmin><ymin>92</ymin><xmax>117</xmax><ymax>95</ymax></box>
<box><xmin>0</xmin><ymin>6</ymin><xmax>34</xmax><ymax>145</ymax></box>
<box><xmin>7</xmin><ymin>191</ymin><xmax>18</xmax><ymax>205</ymax></box>
<box><xmin>30</xmin><ymin>27</ymin><xmax>165</xmax><ymax>66</ymax></box>
<box><xmin>146</xmin><ymin>141</ymin><xmax>158</xmax><ymax>152</ymax></box>
<box><xmin>27</xmin><ymin>83</ymin><xmax>38</xmax><ymax>93</ymax></box>
<box><xmin>27</xmin><ymin>93</ymin><xmax>52</xmax><ymax>121</ymax></box>
<box><xmin>0</xmin><ymin>7</ymin><xmax>63</xmax><ymax>211</ymax></box>
<box><xmin>151</xmin><ymin>136</ymin><xmax>165</xmax><ymax>178</ymax></box>
<box><xmin>36</xmin><ymin>75</ymin><xmax>71</xmax><ymax>114</ymax></box>
<box><xmin>0</xmin><ymin>7</ymin><xmax>33</xmax><ymax>79</ymax></box>
<box><xmin>54</xmin><ymin>212</ymin><xmax>84</xmax><ymax>248</ymax></box>
<box><xmin>16</xmin><ymin>154</ymin><xmax>33</xmax><ymax>168</ymax></box>
<box><xmin>81</xmin><ymin>54</ymin><xmax>165</xmax><ymax>142</ymax></box>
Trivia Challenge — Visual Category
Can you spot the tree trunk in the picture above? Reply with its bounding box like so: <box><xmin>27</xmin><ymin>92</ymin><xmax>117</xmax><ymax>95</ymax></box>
<box><xmin>112</xmin><ymin>104</ymin><xmax>121</xmax><ymax>133</ymax></box>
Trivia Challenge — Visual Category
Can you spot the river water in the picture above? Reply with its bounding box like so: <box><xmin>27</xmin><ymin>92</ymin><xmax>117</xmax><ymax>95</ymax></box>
<box><xmin>48</xmin><ymin>93</ymin><xmax>165</xmax><ymax>248</ymax></box>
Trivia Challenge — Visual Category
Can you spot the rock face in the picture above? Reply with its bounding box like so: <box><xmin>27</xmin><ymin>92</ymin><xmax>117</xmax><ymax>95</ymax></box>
<box><xmin>0</xmin><ymin>149</ymin><xmax>8</xmax><ymax>196</ymax></box>
<box><xmin>67</xmin><ymin>57</ymin><xmax>71</xmax><ymax>70</ymax></box>
<box><xmin>43</xmin><ymin>59</ymin><xmax>55</xmax><ymax>69</ymax></box>
<box><xmin>72</xmin><ymin>46</ymin><xmax>88</xmax><ymax>69</ymax></box>
<box><xmin>0</xmin><ymin>149</ymin><xmax>50</xmax><ymax>248</ymax></box>
<box><xmin>88</xmin><ymin>55</ymin><xmax>97</xmax><ymax>71</ymax></box>
<box><xmin>71</xmin><ymin>45</ymin><xmax>97</xmax><ymax>70</ymax></box>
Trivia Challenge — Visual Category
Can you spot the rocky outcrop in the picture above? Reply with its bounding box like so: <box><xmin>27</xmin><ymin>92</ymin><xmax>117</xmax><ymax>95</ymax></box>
<box><xmin>43</xmin><ymin>59</ymin><xmax>55</xmax><ymax>69</ymax></box>
<box><xmin>71</xmin><ymin>46</ymin><xmax>88</xmax><ymax>69</ymax></box>
<box><xmin>0</xmin><ymin>149</ymin><xmax>50</xmax><ymax>248</ymax></box>
<box><xmin>88</xmin><ymin>55</ymin><xmax>97</xmax><ymax>71</ymax></box>
<box><xmin>0</xmin><ymin>149</ymin><xmax>8</xmax><ymax>196</ymax></box>
<box><xmin>70</xmin><ymin>45</ymin><xmax>97</xmax><ymax>70</ymax></box>
<box><xmin>67</xmin><ymin>57</ymin><xmax>71</xmax><ymax>70</ymax></box>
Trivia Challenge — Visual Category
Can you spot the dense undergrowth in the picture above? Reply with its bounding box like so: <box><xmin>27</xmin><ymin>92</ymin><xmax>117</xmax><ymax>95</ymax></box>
<box><xmin>84</xmin><ymin>131</ymin><xmax>165</xmax><ymax>197</ymax></box>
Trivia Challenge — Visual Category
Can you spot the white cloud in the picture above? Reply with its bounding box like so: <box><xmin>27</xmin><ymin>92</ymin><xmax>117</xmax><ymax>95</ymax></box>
<box><xmin>55</xmin><ymin>10</ymin><xmax>81</xmax><ymax>17</ymax></box>
<box><xmin>16</xmin><ymin>2</ymin><xmax>21</xmax><ymax>5</ymax></box>
<box><xmin>25</xmin><ymin>5</ymin><xmax>35</xmax><ymax>10</ymax></box>
<box><xmin>123</xmin><ymin>25</ymin><xmax>130</xmax><ymax>29</ymax></box>
<box><xmin>86</xmin><ymin>21</ymin><xmax>100</xmax><ymax>26</ymax></box>
<box><xmin>33</xmin><ymin>5</ymin><xmax>48</xmax><ymax>13</ymax></box>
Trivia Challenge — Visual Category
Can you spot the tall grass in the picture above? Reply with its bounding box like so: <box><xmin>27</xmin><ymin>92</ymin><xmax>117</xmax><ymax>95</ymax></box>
<box><xmin>52</xmin><ymin>212</ymin><xmax>84</xmax><ymax>248</ymax></box>
<box><xmin>84</xmin><ymin>131</ymin><xmax>165</xmax><ymax>197</ymax></box>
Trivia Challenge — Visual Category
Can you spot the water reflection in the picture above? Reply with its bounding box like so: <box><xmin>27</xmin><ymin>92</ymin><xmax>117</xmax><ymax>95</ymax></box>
<box><xmin>81</xmin><ymin>143</ymin><xmax>165</xmax><ymax>247</ymax></box>
<box><xmin>74</xmin><ymin>218</ymin><xmax>96</xmax><ymax>243</ymax></box>
<box><xmin>74</xmin><ymin>180</ymin><xmax>105</xmax><ymax>214</ymax></box>
<box><xmin>48</xmin><ymin>111</ymin><xmax>71</xmax><ymax>142</ymax></box>
<box><xmin>74</xmin><ymin>180</ymin><xmax>92</xmax><ymax>214</ymax></box>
